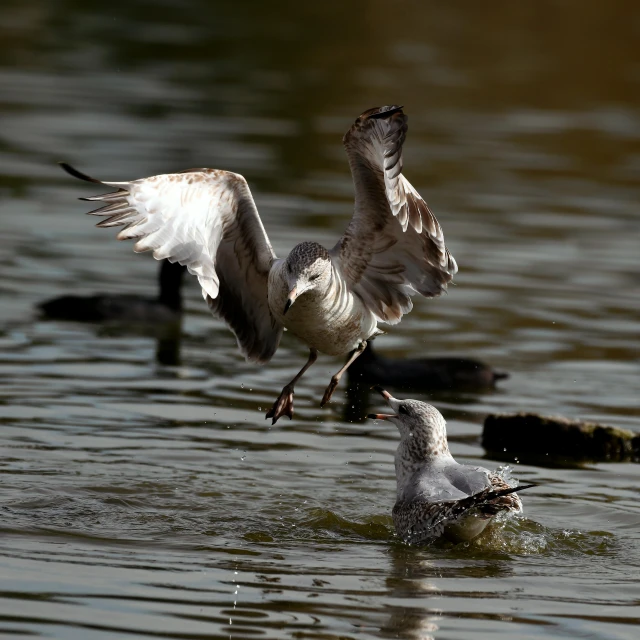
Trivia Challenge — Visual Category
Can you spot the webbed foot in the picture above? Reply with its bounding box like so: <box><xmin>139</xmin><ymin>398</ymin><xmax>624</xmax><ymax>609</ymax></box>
<box><xmin>265</xmin><ymin>385</ymin><xmax>295</xmax><ymax>424</ymax></box>
<box><xmin>320</xmin><ymin>376</ymin><xmax>340</xmax><ymax>407</ymax></box>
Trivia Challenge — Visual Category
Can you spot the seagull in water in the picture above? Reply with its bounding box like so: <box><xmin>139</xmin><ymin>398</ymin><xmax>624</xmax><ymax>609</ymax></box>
<box><xmin>368</xmin><ymin>388</ymin><xmax>534</xmax><ymax>545</ymax></box>
<box><xmin>60</xmin><ymin>105</ymin><xmax>457</xmax><ymax>423</ymax></box>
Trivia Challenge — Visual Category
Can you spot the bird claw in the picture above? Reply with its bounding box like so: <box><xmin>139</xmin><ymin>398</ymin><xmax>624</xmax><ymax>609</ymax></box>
<box><xmin>265</xmin><ymin>387</ymin><xmax>295</xmax><ymax>425</ymax></box>
<box><xmin>320</xmin><ymin>379</ymin><xmax>339</xmax><ymax>407</ymax></box>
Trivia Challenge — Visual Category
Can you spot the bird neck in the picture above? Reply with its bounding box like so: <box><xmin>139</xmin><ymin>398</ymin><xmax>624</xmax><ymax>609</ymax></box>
<box><xmin>158</xmin><ymin>261</ymin><xmax>185</xmax><ymax>310</ymax></box>
<box><xmin>396</xmin><ymin>431</ymin><xmax>452</xmax><ymax>467</ymax></box>
<box><xmin>394</xmin><ymin>442</ymin><xmax>453</xmax><ymax>499</ymax></box>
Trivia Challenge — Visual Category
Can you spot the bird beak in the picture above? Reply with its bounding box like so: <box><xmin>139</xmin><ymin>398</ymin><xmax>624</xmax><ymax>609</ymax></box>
<box><xmin>283</xmin><ymin>286</ymin><xmax>297</xmax><ymax>315</ymax></box>
<box><xmin>372</xmin><ymin>385</ymin><xmax>393</xmax><ymax>401</ymax></box>
<box><xmin>369</xmin><ymin>386</ymin><xmax>399</xmax><ymax>419</ymax></box>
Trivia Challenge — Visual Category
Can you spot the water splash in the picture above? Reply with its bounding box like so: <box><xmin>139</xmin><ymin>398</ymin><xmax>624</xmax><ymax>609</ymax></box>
<box><xmin>470</xmin><ymin>514</ymin><xmax>615</xmax><ymax>557</ymax></box>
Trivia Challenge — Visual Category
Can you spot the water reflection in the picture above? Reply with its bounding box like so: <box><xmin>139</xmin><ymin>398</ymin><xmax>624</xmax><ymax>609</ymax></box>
<box><xmin>382</xmin><ymin>546</ymin><xmax>515</xmax><ymax>639</ymax></box>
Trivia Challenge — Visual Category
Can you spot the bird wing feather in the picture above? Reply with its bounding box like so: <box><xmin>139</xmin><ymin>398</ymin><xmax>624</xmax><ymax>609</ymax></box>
<box><xmin>330</xmin><ymin>106</ymin><xmax>458</xmax><ymax>324</ymax></box>
<box><xmin>62</xmin><ymin>163</ymin><xmax>282</xmax><ymax>363</ymax></box>
<box><xmin>393</xmin><ymin>485</ymin><xmax>528</xmax><ymax>545</ymax></box>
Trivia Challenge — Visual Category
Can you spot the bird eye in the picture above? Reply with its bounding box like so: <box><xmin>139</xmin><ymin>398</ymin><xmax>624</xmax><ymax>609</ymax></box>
<box><xmin>310</xmin><ymin>274</ymin><xmax>320</xmax><ymax>281</ymax></box>
<box><xmin>398</xmin><ymin>405</ymin><xmax>408</xmax><ymax>415</ymax></box>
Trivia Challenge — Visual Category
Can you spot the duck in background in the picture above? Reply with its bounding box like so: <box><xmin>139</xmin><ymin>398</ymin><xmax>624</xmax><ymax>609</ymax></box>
<box><xmin>38</xmin><ymin>259</ymin><xmax>186</xmax><ymax>365</ymax></box>
<box><xmin>343</xmin><ymin>342</ymin><xmax>508</xmax><ymax>423</ymax></box>
<box><xmin>347</xmin><ymin>341</ymin><xmax>508</xmax><ymax>391</ymax></box>
<box><xmin>38</xmin><ymin>259</ymin><xmax>186</xmax><ymax>324</ymax></box>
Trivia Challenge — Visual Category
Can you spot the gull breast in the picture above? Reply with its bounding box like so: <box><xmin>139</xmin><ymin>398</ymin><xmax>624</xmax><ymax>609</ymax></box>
<box><xmin>268</xmin><ymin>263</ymin><xmax>377</xmax><ymax>356</ymax></box>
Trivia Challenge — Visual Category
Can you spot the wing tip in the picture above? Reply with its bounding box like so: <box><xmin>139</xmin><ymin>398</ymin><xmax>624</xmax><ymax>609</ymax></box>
<box><xmin>59</xmin><ymin>162</ymin><xmax>104</xmax><ymax>184</ymax></box>
<box><xmin>366</xmin><ymin>105</ymin><xmax>405</xmax><ymax>120</ymax></box>
<box><xmin>488</xmin><ymin>483</ymin><xmax>536</xmax><ymax>502</ymax></box>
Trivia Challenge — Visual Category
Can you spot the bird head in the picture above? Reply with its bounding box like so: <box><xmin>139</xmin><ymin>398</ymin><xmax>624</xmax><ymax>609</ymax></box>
<box><xmin>283</xmin><ymin>242</ymin><xmax>332</xmax><ymax>314</ymax></box>
<box><xmin>367</xmin><ymin>387</ymin><xmax>450</xmax><ymax>458</ymax></box>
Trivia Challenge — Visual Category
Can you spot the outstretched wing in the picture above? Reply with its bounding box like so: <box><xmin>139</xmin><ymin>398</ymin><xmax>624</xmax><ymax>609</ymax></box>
<box><xmin>61</xmin><ymin>163</ymin><xmax>282</xmax><ymax>363</ymax></box>
<box><xmin>331</xmin><ymin>106</ymin><xmax>458</xmax><ymax>324</ymax></box>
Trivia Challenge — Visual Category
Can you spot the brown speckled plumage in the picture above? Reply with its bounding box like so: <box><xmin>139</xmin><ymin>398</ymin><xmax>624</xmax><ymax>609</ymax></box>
<box><xmin>368</xmin><ymin>390</ymin><xmax>533</xmax><ymax>545</ymax></box>
<box><xmin>392</xmin><ymin>483</ymin><xmax>527</xmax><ymax>545</ymax></box>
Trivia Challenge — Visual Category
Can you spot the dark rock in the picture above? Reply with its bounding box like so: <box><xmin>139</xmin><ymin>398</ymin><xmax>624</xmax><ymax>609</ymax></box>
<box><xmin>483</xmin><ymin>413</ymin><xmax>640</xmax><ymax>463</ymax></box>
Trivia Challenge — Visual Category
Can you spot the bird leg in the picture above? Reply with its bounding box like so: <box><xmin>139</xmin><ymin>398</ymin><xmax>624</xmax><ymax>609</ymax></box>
<box><xmin>266</xmin><ymin>348</ymin><xmax>318</xmax><ymax>425</ymax></box>
<box><xmin>320</xmin><ymin>341</ymin><xmax>368</xmax><ymax>407</ymax></box>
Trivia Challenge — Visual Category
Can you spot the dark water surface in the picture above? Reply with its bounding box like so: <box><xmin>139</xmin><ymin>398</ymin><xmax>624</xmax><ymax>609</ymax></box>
<box><xmin>1</xmin><ymin>1</ymin><xmax>639</xmax><ymax>638</ymax></box>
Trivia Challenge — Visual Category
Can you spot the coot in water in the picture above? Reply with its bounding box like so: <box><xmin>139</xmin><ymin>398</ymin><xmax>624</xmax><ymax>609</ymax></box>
<box><xmin>38</xmin><ymin>259</ymin><xmax>186</xmax><ymax>324</ymax></box>
<box><xmin>348</xmin><ymin>342</ymin><xmax>508</xmax><ymax>391</ymax></box>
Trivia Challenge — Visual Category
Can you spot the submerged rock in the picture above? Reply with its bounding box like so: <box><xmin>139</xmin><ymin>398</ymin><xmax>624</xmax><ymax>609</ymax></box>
<box><xmin>483</xmin><ymin>413</ymin><xmax>640</xmax><ymax>463</ymax></box>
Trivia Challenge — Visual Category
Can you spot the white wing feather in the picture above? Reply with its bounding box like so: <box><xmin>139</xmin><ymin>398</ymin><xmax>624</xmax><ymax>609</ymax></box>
<box><xmin>63</xmin><ymin>164</ymin><xmax>282</xmax><ymax>363</ymax></box>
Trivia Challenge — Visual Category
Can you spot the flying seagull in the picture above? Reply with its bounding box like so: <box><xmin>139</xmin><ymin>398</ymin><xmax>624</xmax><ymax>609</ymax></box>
<box><xmin>60</xmin><ymin>105</ymin><xmax>457</xmax><ymax>423</ymax></box>
<box><xmin>368</xmin><ymin>388</ymin><xmax>534</xmax><ymax>544</ymax></box>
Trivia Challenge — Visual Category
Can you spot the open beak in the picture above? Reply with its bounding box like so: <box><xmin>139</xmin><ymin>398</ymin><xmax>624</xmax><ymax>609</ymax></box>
<box><xmin>372</xmin><ymin>385</ymin><xmax>393</xmax><ymax>401</ymax></box>
<box><xmin>367</xmin><ymin>386</ymin><xmax>398</xmax><ymax>420</ymax></box>
<box><xmin>283</xmin><ymin>286</ymin><xmax>297</xmax><ymax>315</ymax></box>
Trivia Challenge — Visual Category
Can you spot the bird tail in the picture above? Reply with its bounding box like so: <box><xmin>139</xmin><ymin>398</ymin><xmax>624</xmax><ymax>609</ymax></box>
<box><xmin>460</xmin><ymin>483</ymin><xmax>536</xmax><ymax>519</ymax></box>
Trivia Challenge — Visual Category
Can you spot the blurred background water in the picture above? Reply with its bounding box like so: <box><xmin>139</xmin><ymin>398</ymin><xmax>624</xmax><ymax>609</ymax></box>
<box><xmin>1</xmin><ymin>1</ymin><xmax>639</xmax><ymax>638</ymax></box>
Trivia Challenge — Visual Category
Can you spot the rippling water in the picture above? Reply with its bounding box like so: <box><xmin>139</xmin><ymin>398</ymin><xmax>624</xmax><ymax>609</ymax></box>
<box><xmin>1</xmin><ymin>1</ymin><xmax>639</xmax><ymax>638</ymax></box>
